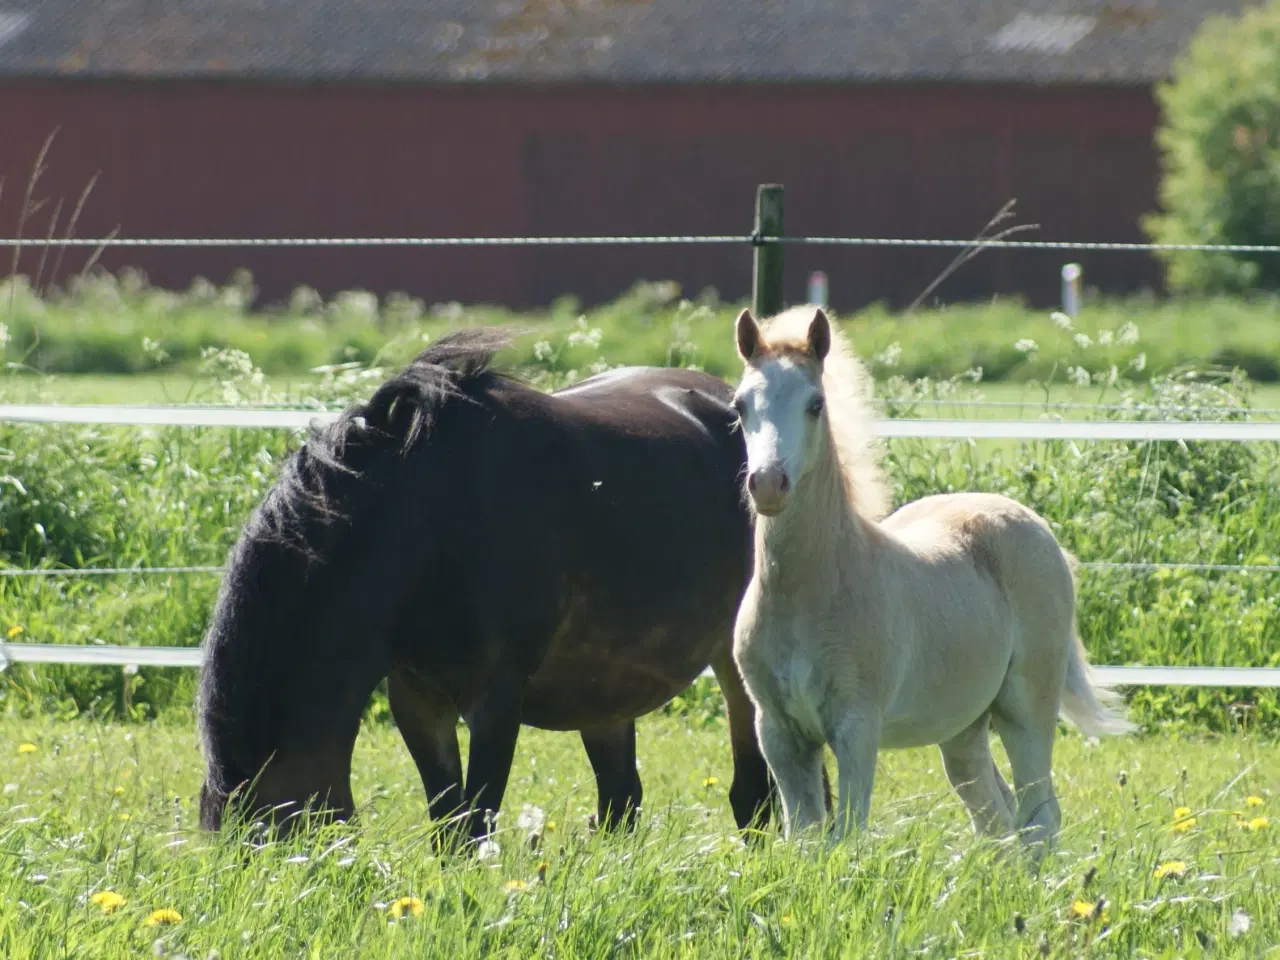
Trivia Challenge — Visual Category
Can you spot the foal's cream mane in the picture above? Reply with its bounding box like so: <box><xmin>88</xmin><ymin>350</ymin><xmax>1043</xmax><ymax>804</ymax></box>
<box><xmin>755</xmin><ymin>306</ymin><xmax>890</xmax><ymax>521</ymax></box>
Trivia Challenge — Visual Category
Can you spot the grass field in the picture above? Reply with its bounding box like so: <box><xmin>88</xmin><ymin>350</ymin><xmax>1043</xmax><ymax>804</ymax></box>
<box><xmin>1</xmin><ymin>716</ymin><xmax>1275</xmax><ymax>958</ymax></box>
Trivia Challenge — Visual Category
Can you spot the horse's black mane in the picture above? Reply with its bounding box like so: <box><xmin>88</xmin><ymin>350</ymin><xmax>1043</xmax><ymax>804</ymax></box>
<box><xmin>256</xmin><ymin>327</ymin><xmax>516</xmax><ymax>546</ymax></box>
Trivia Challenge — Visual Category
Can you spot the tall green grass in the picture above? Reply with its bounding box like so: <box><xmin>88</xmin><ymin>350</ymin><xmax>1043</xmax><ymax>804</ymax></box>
<box><xmin>2</xmin><ymin>308</ymin><xmax>1279</xmax><ymax>731</ymax></box>
<box><xmin>0</xmin><ymin>715</ymin><xmax>1275</xmax><ymax>958</ymax></box>
<box><xmin>6</xmin><ymin>269</ymin><xmax>1280</xmax><ymax>382</ymax></box>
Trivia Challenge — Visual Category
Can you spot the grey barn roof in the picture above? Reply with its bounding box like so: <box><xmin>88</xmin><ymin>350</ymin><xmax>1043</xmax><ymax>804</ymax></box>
<box><xmin>0</xmin><ymin>0</ymin><xmax>1264</xmax><ymax>85</ymax></box>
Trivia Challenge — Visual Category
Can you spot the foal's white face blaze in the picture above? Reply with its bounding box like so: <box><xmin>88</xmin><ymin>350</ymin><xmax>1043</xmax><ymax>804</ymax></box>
<box><xmin>733</xmin><ymin>308</ymin><xmax>831</xmax><ymax>516</ymax></box>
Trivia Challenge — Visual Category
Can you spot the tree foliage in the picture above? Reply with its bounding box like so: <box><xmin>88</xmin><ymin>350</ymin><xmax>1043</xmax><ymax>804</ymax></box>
<box><xmin>1143</xmin><ymin>0</ymin><xmax>1280</xmax><ymax>293</ymax></box>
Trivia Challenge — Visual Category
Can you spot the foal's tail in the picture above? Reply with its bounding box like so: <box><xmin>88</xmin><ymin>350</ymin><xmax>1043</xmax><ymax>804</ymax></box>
<box><xmin>1060</xmin><ymin>623</ymin><xmax>1137</xmax><ymax>737</ymax></box>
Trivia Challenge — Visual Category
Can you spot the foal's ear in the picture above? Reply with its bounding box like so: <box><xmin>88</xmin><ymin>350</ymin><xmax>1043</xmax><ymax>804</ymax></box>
<box><xmin>808</xmin><ymin>308</ymin><xmax>832</xmax><ymax>362</ymax></box>
<box><xmin>736</xmin><ymin>308</ymin><xmax>762</xmax><ymax>362</ymax></box>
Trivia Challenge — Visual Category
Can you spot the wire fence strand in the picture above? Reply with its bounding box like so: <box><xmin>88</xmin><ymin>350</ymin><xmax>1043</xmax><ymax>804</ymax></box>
<box><xmin>2</xmin><ymin>234</ymin><xmax>1280</xmax><ymax>253</ymax></box>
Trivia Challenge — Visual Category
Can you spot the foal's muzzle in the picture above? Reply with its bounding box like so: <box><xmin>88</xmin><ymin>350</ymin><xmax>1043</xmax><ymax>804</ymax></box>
<box><xmin>747</xmin><ymin>467</ymin><xmax>791</xmax><ymax>516</ymax></box>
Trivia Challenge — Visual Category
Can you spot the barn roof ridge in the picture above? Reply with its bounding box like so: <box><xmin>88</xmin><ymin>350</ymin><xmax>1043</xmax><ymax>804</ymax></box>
<box><xmin>0</xmin><ymin>0</ymin><xmax>1265</xmax><ymax>85</ymax></box>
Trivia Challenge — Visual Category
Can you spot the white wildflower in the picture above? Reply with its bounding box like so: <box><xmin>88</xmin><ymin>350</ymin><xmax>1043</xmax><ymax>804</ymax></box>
<box><xmin>567</xmin><ymin>316</ymin><xmax>603</xmax><ymax>350</ymax></box>
<box><xmin>1128</xmin><ymin>352</ymin><xmax>1147</xmax><ymax>372</ymax></box>
<box><xmin>1069</xmin><ymin>366</ymin><xmax>1091</xmax><ymax>387</ymax></box>
<box><xmin>1014</xmin><ymin>339</ymin><xmax>1039</xmax><ymax>354</ymax></box>
<box><xmin>874</xmin><ymin>342</ymin><xmax>903</xmax><ymax>368</ymax></box>
<box><xmin>533</xmin><ymin>340</ymin><xmax>554</xmax><ymax>362</ymax></box>
<box><xmin>1073</xmin><ymin>333</ymin><xmax>1092</xmax><ymax>350</ymax></box>
<box><xmin>0</xmin><ymin>321</ymin><xmax>8</xmax><ymax>350</ymax></box>
<box><xmin>1051</xmin><ymin>311</ymin><xmax>1074</xmax><ymax>331</ymax></box>
<box><xmin>1097</xmin><ymin>330</ymin><xmax>1114</xmax><ymax>346</ymax></box>
<box><xmin>1117</xmin><ymin>322</ymin><xmax>1140</xmax><ymax>345</ymax></box>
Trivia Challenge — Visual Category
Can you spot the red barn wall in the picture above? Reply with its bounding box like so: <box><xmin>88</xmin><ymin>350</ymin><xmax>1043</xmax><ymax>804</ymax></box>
<box><xmin>0</xmin><ymin>81</ymin><xmax>1162</xmax><ymax>311</ymax></box>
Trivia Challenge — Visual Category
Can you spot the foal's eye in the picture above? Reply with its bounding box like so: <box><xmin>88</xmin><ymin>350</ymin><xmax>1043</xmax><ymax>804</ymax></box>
<box><xmin>806</xmin><ymin>394</ymin><xmax>826</xmax><ymax>417</ymax></box>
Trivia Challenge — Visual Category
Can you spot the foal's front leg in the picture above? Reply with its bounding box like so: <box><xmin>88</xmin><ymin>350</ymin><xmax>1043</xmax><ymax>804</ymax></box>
<box><xmin>826</xmin><ymin>710</ymin><xmax>881</xmax><ymax>842</ymax></box>
<box><xmin>756</xmin><ymin>712</ymin><xmax>826</xmax><ymax>839</ymax></box>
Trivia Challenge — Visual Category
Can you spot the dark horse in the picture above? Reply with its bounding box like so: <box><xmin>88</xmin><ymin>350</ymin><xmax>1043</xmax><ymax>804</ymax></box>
<box><xmin>196</xmin><ymin>328</ymin><xmax>776</xmax><ymax>842</ymax></box>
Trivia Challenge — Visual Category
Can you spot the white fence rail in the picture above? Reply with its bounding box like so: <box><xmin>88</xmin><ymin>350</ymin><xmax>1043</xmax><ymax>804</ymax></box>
<box><xmin>0</xmin><ymin>642</ymin><xmax>1276</xmax><ymax>689</ymax></box>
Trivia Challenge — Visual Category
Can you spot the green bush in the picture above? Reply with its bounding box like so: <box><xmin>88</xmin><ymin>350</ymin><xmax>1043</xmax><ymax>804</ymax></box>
<box><xmin>1144</xmin><ymin>0</ymin><xmax>1280</xmax><ymax>292</ymax></box>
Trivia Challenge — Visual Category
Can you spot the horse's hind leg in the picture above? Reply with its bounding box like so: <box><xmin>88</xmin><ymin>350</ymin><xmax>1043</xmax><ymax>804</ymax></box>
<box><xmin>387</xmin><ymin>667</ymin><xmax>465</xmax><ymax>830</ymax></box>
<box><xmin>709</xmin><ymin>646</ymin><xmax>775</xmax><ymax>834</ymax></box>
<box><xmin>581</xmin><ymin>722</ymin><xmax>643</xmax><ymax>832</ymax></box>
<box><xmin>939</xmin><ymin>713</ymin><xmax>1015</xmax><ymax>839</ymax></box>
<box><xmin>991</xmin><ymin>677</ymin><xmax>1062</xmax><ymax>857</ymax></box>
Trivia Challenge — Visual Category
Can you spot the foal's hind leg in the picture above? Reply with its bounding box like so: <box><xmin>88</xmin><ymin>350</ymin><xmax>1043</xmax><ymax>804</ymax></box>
<box><xmin>991</xmin><ymin>678</ymin><xmax>1063</xmax><ymax>857</ymax></box>
<box><xmin>939</xmin><ymin>713</ymin><xmax>1015</xmax><ymax>839</ymax></box>
<box><xmin>581</xmin><ymin>722</ymin><xmax>643</xmax><ymax>832</ymax></box>
<box><xmin>387</xmin><ymin>668</ymin><xmax>465</xmax><ymax>828</ymax></box>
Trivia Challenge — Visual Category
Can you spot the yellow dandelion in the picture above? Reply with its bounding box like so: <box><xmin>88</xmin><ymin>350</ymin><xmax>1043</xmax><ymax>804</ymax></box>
<box><xmin>6</xmin><ymin>625</ymin><xmax>24</xmax><ymax>639</ymax></box>
<box><xmin>1153</xmin><ymin>860</ymin><xmax>1187</xmax><ymax>880</ymax></box>
<box><xmin>143</xmin><ymin>908</ymin><xmax>182</xmax><ymax>927</ymax></box>
<box><xmin>18</xmin><ymin>743</ymin><xmax>37</xmax><ymax>755</ymax></box>
<box><xmin>89</xmin><ymin>891</ymin><xmax>126</xmax><ymax>914</ymax></box>
<box><xmin>1238</xmin><ymin>816</ymin><xmax>1268</xmax><ymax>832</ymax></box>
<box><xmin>109</xmin><ymin>786</ymin><xmax>125</xmax><ymax>796</ymax></box>
<box><xmin>387</xmin><ymin>896</ymin><xmax>423</xmax><ymax>920</ymax></box>
<box><xmin>537</xmin><ymin>861</ymin><xmax>549</xmax><ymax>882</ymax></box>
<box><xmin>504</xmin><ymin>879</ymin><xmax>528</xmax><ymax>892</ymax></box>
<box><xmin>703</xmin><ymin>776</ymin><xmax>719</xmax><ymax>788</ymax></box>
<box><xmin>780</xmin><ymin>913</ymin><xmax>794</xmax><ymax>927</ymax></box>
<box><xmin>1172</xmin><ymin>817</ymin><xmax>1197</xmax><ymax>833</ymax></box>
<box><xmin>118</xmin><ymin>813</ymin><xmax>131</xmax><ymax>822</ymax></box>
<box><xmin>1173</xmin><ymin>806</ymin><xmax>1192</xmax><ymax>820</ymax></box>
<box><xmin>545</xmin><ymin>820</ymin><xmax>557</xmax><ymax>833</ymax></box>
<box><xmin>1245</xmin><ymin>796</ymin><xmax>1264</xmax><ymax>808</ymax></box>
<box><xmin>1070</xmin><ymin>899</ymin><xmax>1110</xmax><ymax>924</ymax></box>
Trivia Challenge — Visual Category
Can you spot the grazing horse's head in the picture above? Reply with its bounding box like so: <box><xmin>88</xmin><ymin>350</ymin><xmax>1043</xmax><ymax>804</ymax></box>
<box><xmin>731</xmin><ymin>306</ymin><xmax>832</xmax><ymax>516</ymax></box>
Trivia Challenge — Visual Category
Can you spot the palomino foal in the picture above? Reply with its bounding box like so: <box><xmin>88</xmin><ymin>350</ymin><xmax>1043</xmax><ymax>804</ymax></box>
<box><xmin>730</xmin><ymin>305</ymin><xmax>1134</xmax><ymax>853</ymax></box>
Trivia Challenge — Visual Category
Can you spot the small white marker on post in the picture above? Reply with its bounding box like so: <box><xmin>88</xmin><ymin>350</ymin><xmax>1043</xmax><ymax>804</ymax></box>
<box><xmin>807</xmin><ymin>270</ymin><xmax>828</xmax><ymax>307</ymax></box>
<box><xmin>1061</xmin><ymin>262</ymin><xmax>1082</xmax><ymax>317</ymax></box>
